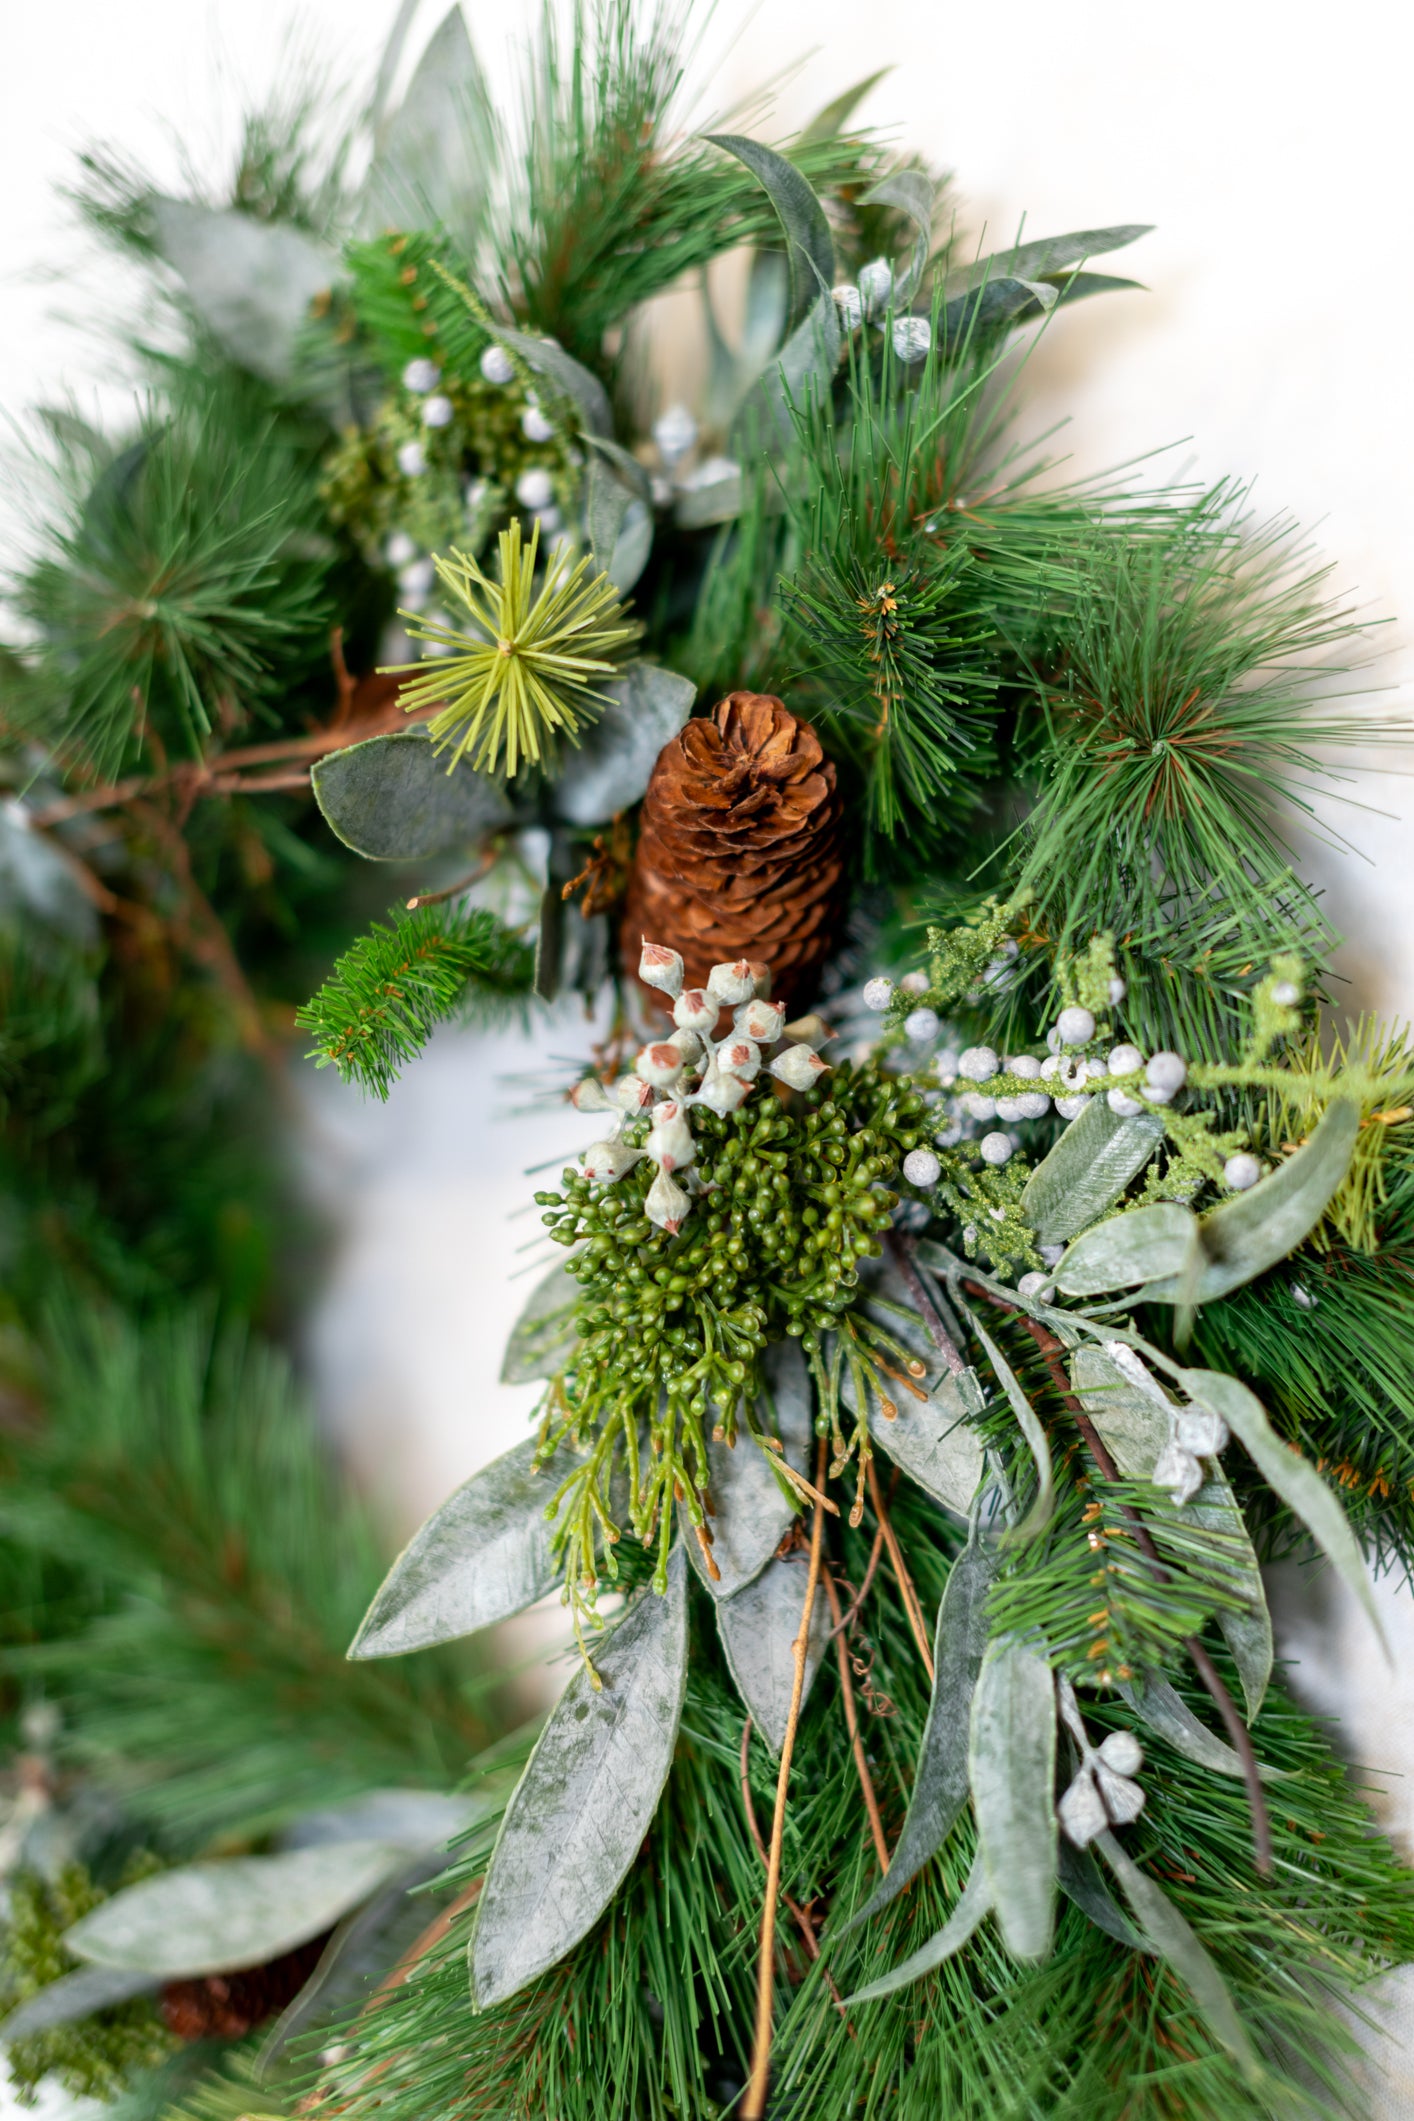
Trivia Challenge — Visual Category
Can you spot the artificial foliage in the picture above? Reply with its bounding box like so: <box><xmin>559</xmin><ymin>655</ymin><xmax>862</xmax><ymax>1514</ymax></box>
<box><xmin>4</xmin><ymin>2</ymin><xmax>1414</xmax><ymax>2119</ymax></box>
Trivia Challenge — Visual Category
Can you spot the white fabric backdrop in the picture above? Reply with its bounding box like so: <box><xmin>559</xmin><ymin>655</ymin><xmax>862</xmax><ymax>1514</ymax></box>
<box><xmin>5</xmin><ymin>1</ymin><xmax>1414</xmax><ymax>2110</ymax></box>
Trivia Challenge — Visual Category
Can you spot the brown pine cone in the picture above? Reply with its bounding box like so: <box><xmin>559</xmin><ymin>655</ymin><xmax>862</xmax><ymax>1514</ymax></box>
<box><xmin>622</xmin><ymin>692</ymin><xmax>847</xmax><ymax>1013</ymax></box>
<box><xmin>160</xmin><ymin>1932</ymin><xmax>330</xmax><ymax>2042</ymax></box>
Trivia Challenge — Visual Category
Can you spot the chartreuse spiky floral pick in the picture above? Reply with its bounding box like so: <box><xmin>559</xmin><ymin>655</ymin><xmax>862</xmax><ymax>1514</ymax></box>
<box><xmin>391</xmin><ymin>519</ymin><xmax>641</xmax><ymax>778</ymax></box>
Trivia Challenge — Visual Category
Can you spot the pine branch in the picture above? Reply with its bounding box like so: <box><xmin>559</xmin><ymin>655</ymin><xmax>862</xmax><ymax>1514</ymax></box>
<box><xmin>297</xmin><ymin>903</ymin><xmax>534</xmax><ymax>1099</ymax></box>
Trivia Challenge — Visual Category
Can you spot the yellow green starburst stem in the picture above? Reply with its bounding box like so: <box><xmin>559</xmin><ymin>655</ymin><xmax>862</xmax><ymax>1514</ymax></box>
<box><xmin>389</xmin><ymin>518</ymin><xmax>641</xmax><ymax>779</ymax></box>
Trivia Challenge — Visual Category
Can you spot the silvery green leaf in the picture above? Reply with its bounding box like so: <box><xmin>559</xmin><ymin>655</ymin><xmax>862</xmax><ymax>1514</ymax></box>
<box><xmin>861</xmin><ymin>169</ymin><xmax>934</xmax><ymax>300</ymax></box>
<box><xmin>363</xmin><ymin>8</ymin><xmax>494</xmax><ymax>258</ymax></box>
<box><xmin>941</xmin><ymin>275</ymin><xmax>1058</xmax><ymax>339</ymax></box>
<box><xmin>480</xmin><ymin>321</ymin><xmax>613</xmax><ymax>438</ymax></box>
<box><xmin>1054</xmin><ymin>1201</ymin><xmax>1200</xmax><ymax>1297</ymax></box>
<box><xmin>1178</xmin><ymin>1365</ymin><xmax>1386</xmax><ymax>1652</ymax></box>
<box><xmin>349</xmin><ymin>1437</ymin><xmax>565</xmax><ymax>1658</ymax></box>
<box><xmin>1058</xmin><ymin>1839</ymin><xmax>1148</xmax><ymax>1951</ymax></box>
<box><xmin>258</xmin><ymin>1854</ymin><xmax>441</xmax><ymax>2071</ymax></box>
<box><xmin>0</xmin><ymin>1963</ymin><xmax>160</xmax><ymax>2041</ymax></box>
<box><xmin>553</xmin><ymin>664</ymin><xmax>694</xmax><ymax>827</ymax></box>
<box><xmin>584</xmin><ymin>452</ymin><xmax>630</xmax><ymax>578</ymax></box>
<box><xmin>1071</xmin><ymin>1346</ymin><xmax>1272</xmax><ymax>1718</ymax></box>
<box><xmin>866</xmin><ymin>1365</ymin><xmax>987</xmax><ymax>1518</ymax></box>
<box><xmin>64</xmin><ymin>1842</ymin><xmax>407</xmax><ymax>1978</ymax></box>
<box><xmin>1022</xmin><ymin>1097</ymin><xmax>1165</xmax><ymax>1247</ymax></box>
<box><xmin>366</xmin><ymin>0</ymin><xmax>420</xmax><ymax>133</ymax></box>
<box><xmin>969</xmin><ymin>1637</ymin><xmax>1058</xmax><ymax>1962</ymax></box>
<box><xmin>1048</xmin><ymin>270</ymin><xmax>1144</xmax><ymax>306</ymax></box>
<box><xmin>1118</xmin><ymin>1675</ymin><xmax>1288</xmax><ymax>1783</ymax></box>
<box><xmin>955</xmin><ymin>1296</ymin><xmax>1053</xmax><ymax>1541</ymax></box>
<box><xmin>311</xmin><ymin>727</ymin><xmax>514</xmax><ymax>861</ymax></box>
<box><xmin>1141</xmin><ymin>1102</ymin><xmax>1360</xmax><ymax>1305</ymax></box>
<box><xmin>705</xmin><ymin>135</ymin><xmax>834</xmax><ymax>326</ymax></box>
<box><xmin>685</xmin><ymin>1341</ymin><xmax>811</xmax><ymax>1597</ymax></box>
<box><xmin>948</xmin><ymin>224</ymin><xmax>1152</xmax><ymax>294</ymax></box>
<box><xmin>844</xmin><ymin>1851</ymin><xmax>991</xmax><ymax>2005</ymax></box>
<box><xmin>716</xmin><ymin>1554</ymin><xmax>828</xmax><ymax>1754</ymax></box>
<box><xmin>501</xmin><ymin>1257</ymin><xmax>580</xmax><ymax>1384</ymax></box>
<box><xmin>469</xmin><ymin>1547</ymin><xmax>688</xmax><ymax>2007</ymax></box>
<box><xmin>799</xmin><ymin>68</ymin><xmax>891</xmax><ymax>143</ymax></box>
<box><xmin>844</xmin><ymin>1530</ymin><xmax>996</xmax><ymax>1932</ymax></box>
<box><xmin>283</xmin><ymin>1788</ymin><xmax>479</xmax><ymax>1852</ymax></box>
<box><xmin>532</xmin><ymin>876</ymin><xmax>563</xmax><ymax>1004</ymax></box>
<box><xmin>606</xmin><ymin>498</ymin><xmax>654</xmax><ymax>593</ymax></box>
<box><xmin>148</xmin><ymin>198</ymin><xmax>335</xmax><ymax>387</ymax></box>
<box><xmin>1095</xmin><ymin>1829</ymin><xmax>1260</xmax><ymax>2077</ymax></box>
<box><xmin>1057</xmin><ymin>1765</ymin><xmax>1108</xmax><ymax>1847</ymax></box>
<box><xmin>0</xmin><ymin>801</ymin><xmax>99</xmax><ymax>946</ymax></box>
<box><xmin>741</xmin><ymin>252</ymin><xmax>789</xmax><ymax>369</ymax></box>
<box><xmin>763</xmin><ymin>291</ymin><xmax>841</xmax><ymax>418</ymax></box>
<box><xmin>674</xmin><ymin>466</ymin><xmax>747</xmax><ymax>528</ymax></box>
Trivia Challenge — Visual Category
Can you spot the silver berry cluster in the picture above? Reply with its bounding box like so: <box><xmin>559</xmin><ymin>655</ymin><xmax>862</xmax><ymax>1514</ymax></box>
<box><xmin>831</xmin><ymin>258</ymin><xmax>932</xmax><ymax>364</ymax></box>
<box><xmin>569</xmin><ymin>943</ymin><xmax>833</xmax><ymax>1234</ymax></box>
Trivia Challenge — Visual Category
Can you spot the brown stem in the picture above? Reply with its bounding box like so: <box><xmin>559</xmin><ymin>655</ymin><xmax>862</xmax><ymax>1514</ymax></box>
<box><xmin>742</xmin><ymin>1440</ymin><xmax>829</xmax><ymax>2121</ymax></box>
<box><xmin>884</xmin><ymin>1232</ymin><xmax>967</xmax><ymax>1375</ymax></box>
<box><xmin>964</xmin><ymin>1282</ymin><xmax>1273</xmax><ymax>1879</ymax></box>
<box><xmin>828</xmin><ymin>1522</ymin><xmax>886</xmax><ymax>1641</ymax></box>
<box><xmin>865</xmin><ymin>1457</ymin><xmax>934</xmax><ymax>1682</ymax></box>
<box><xmin>738</xmin><ymin>1719</ymin><xmax>837</xmax><ymax>1987</ymax></box>
<box><xmin>129</xmin><ymin>799</ymin><xmax>275</xmax><ymax>1069</ymax></box>
<box><xmin>823</xmin><ymin>1571</ymin><xmax>890</xmax><ymax>1874</ymax></box>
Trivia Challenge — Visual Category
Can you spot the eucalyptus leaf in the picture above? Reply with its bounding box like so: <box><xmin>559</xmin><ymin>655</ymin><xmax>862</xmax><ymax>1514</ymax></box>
<box><xmin>844</xmin><ymin>1531</ymin><xmax>996</xmax><ymax>1932</ymax></box>
<box><xmin>501</xmin><ymin>1257</ymin><xmax>580</xmax><ymax>1384</ymax></box>
<box><xmin>1119</xmin><ymin>1675</ymin><xmax>1288</xmax><ymax>1783</ymax></box>
<box><xmin>533</xmin><ymin>877</ymin><xmax>563</xmax><ymax>1003</ymax></box>
<box><xmin>258</xmin><ymin>1853</ymin><xmax>443</xmax><ymax>2071</ymax></box>
<box><xmin>1022</xmin><ymin>1097</ymin><xmax>1165</xmax><ymax>1247</ymax></box>
<box><xmin>469</xmin><ymin>1547</ymin><xmax>689</xmax><ymax>2007</ymax></box>
<box><xmin>741</xmin><ymin>252</ymin><xmax>789</xmax><ymax>370</ymax></box>
<box><xmin>552</xmin><ymin>663</ymin><xmax>694</xmax><ymax>827</ymax></box>
<box><xmin>862</xmin><ymin>169</ymin><xmax>933</xmax><ymax>300</ymax></box>
<box><xmin>148</xmin><ymin>198</ymin><xmax>335</xmax><ymax>387</ymax></box>
<box><xmin>969</xmin><ymin>1637</ymin><xmax>1058</xmax><ymax>1961</ymax></box>
<box><xmin>348</xmin><ymin>1436</ymin><xmax>567</xmax><ymax>1658</ymax></box>
<box><xmin>1177</xmin><ymin>1366</ymin><xmax>1386</xmax><ymax>1652</ymax></box>
<box><xmin>1054</xmin><ymin>1201</ymin><xmax>1200</xmax><ymax>1297</ymax></box>
<box><xmin>1049</xmin><ymin>270</ymin><xmax>1145</xmax><ymax>306</ymax></box>
<box><xmin>64</xmin><ymin>1842</ymin><xmax>407</xmax><ymax>1979</ymax></box>
<box><xmin>716</xmin><ymin>1553</ymin><xmax>829</xmax><ymax>1754</ymax></box>
<box><xmin>0</xmin><ymin>1963</ymin><xmax>160</xmax><ymax>2041</ymax></box>
<box><xmin>955</xmin><ymin>1295</ymin><xmax>1054</xmax><ymax>1541</ymax></box>
<box><xmin>1094</xmin><ymin>1830</ymin><xmax>1260</xmax><ymax>2077</ymax></box>
<box><xmin>1058</xmin><ymin>1840</ymin><xmax>1149</xmax><ymax>1952</ymax></box>
<box><xmin>940</xmin><ymin>275</ymin><xmax>1058</xmax><ymax>340</ymax></box>
<box><xmin>798</xmin><ymin>68</ymin><xmax>891</xmax><ymax>143</ymax></box>
<box><xmin>760</xmin><ymin>291</ymin><xmax>841</xmax><ymax>422</ymax></box>
<box><xmin>844</xmin><ymin>1852</ymin><xmax>992</xmax><ymax>2005</ymax></box>
<box><xmin>607</xmin><ymin>498</ymin><xmax>654</xmax><ymax>592</ymax></box>
<box><xmin>674</xmin><ymin>467</ymin><xmax>748</xmax><ymax>528</ymax></box>
<box><xmin>479</xmin><ymin>320</ymin><xmax>612</xmax><ymax>438</ymax></box>
<box><xmin>948</xmin><ymin>224</ymin><xmax>1153</xmax><ymax>294</ymax></box>
<box><xmin>705</xmin><ymin>134</ymin><xmax>834</xmax><ymax>328</ymax></box>
<box><xmin>283</xmin><ymin>1788</ymin><xmax>480</xmax><ymax>1851</ymax></box>
<box><xmin>311</xmin><ymin>727</ymin><xmax>514</xmax><ymax>862</ymax></box>
<box><xmin>684</xmin><ymin>1341</ymin><xmax>812</xmax><ymax>1598</ymax></box>
<box><xmin>584</xmin><ymin>453</ymin><xmax>630</xmax><ymax>578</ymax></box>
<box><xmin>363</xmin><ymin>8</ymin><xmax>494</xmax><ymax>257</ymax></box>
<box><xmin>1071</xmin><ymin>1345</ymin><xmax>1273</xmax><ymax>1718</ymax></box>
<box><xmin>1141</xmin><ymin>1102</ymin><xmax>1360</xmax><ymax>1305</ymax></box>
<box><xmin>864</xmin><ymin>1364</ymin><xmax>987</xmax><ymax>1518</ymax></box>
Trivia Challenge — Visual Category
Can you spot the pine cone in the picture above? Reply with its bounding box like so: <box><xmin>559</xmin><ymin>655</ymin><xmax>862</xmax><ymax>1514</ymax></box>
<box><xmin>160</xmin><ymin>1933</ymin><xmax>329</xmax><ymax>2042</ymax></box>
<box><xmin>622</xmin><ymin>692</ymin><xmax>846</xmax><ymax>1013</ymax></box>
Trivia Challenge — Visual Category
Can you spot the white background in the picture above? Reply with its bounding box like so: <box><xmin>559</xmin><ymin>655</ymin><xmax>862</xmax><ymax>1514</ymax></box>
<box><xmin>4</xmin><ymin>3</ymin><xmax>1414</xmax><ymax>2109</ymax></box>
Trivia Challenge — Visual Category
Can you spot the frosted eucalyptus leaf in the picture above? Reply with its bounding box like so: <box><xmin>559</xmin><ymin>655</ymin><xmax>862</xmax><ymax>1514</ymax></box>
<box><xmin>844</xmin><ymin>1531</ymin><xmax>996</xmax><ymax>1932</ymax></box>
<box><xmin>363</xmin><ymin>8</ymin><xmax>494</xmax><ymax>257</ymax></box>
<box><xmin>969</xmin><ymin>1637</ymin><xmax>1058</xmax><ymax>1962</ymax></box>
<box><xmin>940</xmin><ymin>275</ymin><xmax>1058</xmax><ymax>339</ymax></box>
<box><xmin>258</xmin><ymin>1853</ymin><xmax>449</xmax><ymax>2070</ymax></box>
<box><xmin>583</xmin><ymin>452</ymin><xmax>630</xmax><ymax>578</ymax></box>
<box><xmin>955</xmin><ymin>1296</ymin><xmax>1053</xmax><ymax>1541</ymax></box>
<box><xmin>311</xmin><ymin>728</ymin><xmax>514</xmax><ymax>861</ymax></box>
<box><xmin>479</xmin><ymin>321</ymin><xmax>613</xmax><ymax>438</ymax></box>
<box><xmin>1141</xmin><ymin>1102</ymin><xmax>1360</xmax><ymax>1305</ymax></box>
<box><xmin>866</xmin><ymin>1365</ymin><xmax>987</xmax><ymax>1518</ymax></box>
<box><xmin>64</xmin><ymin>1842</ymin><xmax>406</xmax><ymax>1979</ymax></box>
<box><xmin>501</xmin><ymin>1257</ymin><xmax>580</xmax><ymax>1384</ymax></box>
<box><xmin>862</xmin><ymin>169</ymin><xmax>933</xmax><ymax>299</ymax></box>
<box><xmin>948</xmin><ymin>224</ymin><xmax>1152</xmax><ymax>294</ymax></box>
<box><xmin>1095</xmin><ymin>1830</ymin><xmax>1259</xmax><ymax>2077</ymax></box>
<box><xmin>715</xmin><ymin>1553</ymin><xmax>828</xmax><ymax>1753</ymax></box>
<box><xmin>684</xmin><ymin>1341</ymin><xmax>811</xmax><ymax>1597</ymax></box>
<box><xmin>349</xmin><ymin>1437</ymin><xmax>567</xmax><ymax>1658</ymax></box>
<box><xmin>469</xmin><ymin>1547</ymin><xmax>689</xmax><ymax>2007</ymax></box>
<box><xmin>1054</xmin><ymin>1201</ymin><xmax>1200</xmax><ymax>1297</ymax></box>
<box><xmin>844</xmin><ymin>1852</ymin><xmax>991</xmax><ymax>2004</ymax></box>
<box><xmin>705</xmin><ymin>135</ymin><xmax>834</xmax><ymax>326</ymax></box>
<box><xmin>0</xmin><ymin>1963</ymin><xmax>160</xmax><ymax>2041</ymax></box>
<box><xmin>283</xmin><ymin>1788</ymin><xmax>480</xmax><ymax>1851</ymax></box>
<box><xmin>1058</xmin><ymin>1840</ymin><xmax>1148</xmax><ymax>1951</ymax></box>
<box><xmin>799</xmin><ymin>68</ymin><xmax>891</xmax><ymax>143</ymax></box>
<box><xmin>147</xmin><ymin>199</ymin><xmax>335</xmax><ymax>387</ymax></box>
<box><xmin>1071</xmin><ymin>1346</ymin><xmax>1272</xmax><ymax>1717</ymax></box>
<box><xmin>1022</xmin><ymin>1098</ymin><xmax>1164</xmax><ymax>1247</ymax></box>
<box><xmin>1119</xmin><ymin>1676</ymin><xmax>1288</xmax><ymax>1783</ymax></box>
<box><xmin>552</xmin><ymin>664</ymin><xmax>695</xmax><ymax>828</ymax></box>
<box><xmin>1177</xmin><ymin>1365</ymin><xmax>1385</xmax><ymax>1651</ymax></box>
<box><xmin>1050</xmin><ymin>270</ymin><xmax>1144</xmax><ymax>307</ymax></box>
<box><xmin>607</xmin><ymin>498</ymin><xmax>655</xmax><ymax>593</ymax></box>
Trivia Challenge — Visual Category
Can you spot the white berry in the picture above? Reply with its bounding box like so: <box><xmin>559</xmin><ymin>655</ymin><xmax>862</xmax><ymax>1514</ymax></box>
<box><xmin>862</xmin><ymin>976</ymin><xmax>894</xmax><ymax>1011</ymax></box>
<box><xmin>1146</xmin><ymin>1051</ymin><xmax>1187</xmax><ymax>1094</ymax></box>
<box><xmin>521</xmin><ymin>404</ymin><xmax>555</xmax><ymax>443</ymax></box>
<box><xmin>1055</xmin><ymin>1094</ymin><xmax>1090</xmax><ymax>1120</ymax></box>
<box><xmin>979</xmin><ymin>1132</ymin><xmax>1015</xmax><ymax>1166</ymax></box>
<box><xmin>1223</xmin><ymin>1152</ymin><xmax>1262</xmax><ymax>1191</ymax></box>
<box><xmin>961</xmin><ymin>1092</ymin><xmax>998</xmax><ymax>1121</ymax></box>
<box><xmin>396</xmin><ymin>439</ymin><xmax>428</xmax><ymax>478</ymax></box>
<box><xmin>857</xmin><ymin>257</ymin><xmax>893</xmax><ymax>315</ymax></box>
<box><xmin>422</xmin><ymin>392</ymin><xmax>454</xmax><ymax>429</ymax></box>
<box><xmin>892</xmin><ymin>315</ymin><xmax>932</xmax><ymax>363</ymax></box>
<box><xmin>831</xmin><ymin>283</ymin><xmax>864</xmax><ymax>330</ymax></box>
<box><xmin>958</xmin><ymin>1045</ymin><xmax>998</xmax><ymax>1083</ymax></box>
<box><xmin>1007</xmin><ymin>1055</ymin><xmax>1042</xmax><ymax>1080</ymax></box>
<box><xmin>1107</xmin><ymin>976</ymin><xmax>1128</xmax><ymax>1004</ymax></box>
<box><xmin>402</xmin><ymin>357</ymin><xmax>440</xmax><ymax>393</ymax></box>
<box><xmin>1107</xmin><ymin>1088</ymin><xmax>1145</xmax><ymax>1118</ymax></box>
<box><xmin>904</xmin><ymin>1006</ymin><xmax>941</xmax><ymax>1042</ymax></box>
<box><xmin>1107</xmin><ymin>1043</ymin><xmax>1143</xmax><ymax>1076</ymax></box>
<box><xmin>1056</xmin><ymin>1006</ymin><xmax>1095</xmax><ymax>1045</ymax></box>
<box><xmin>515</xmin><ymin>466</ymin><xmax>555</xmax><ymax>511</ymax></box>
<box><xmin>900</xmin><ymin>970</ymin><xmax>930</xmax><ymax>995</ymax></box>
<box><xmin>1271</xmin><ymin>980</ymin><xmax>1301</xmax><ymax>1006</ymax></box>
<box><xmin>1097</xmin><ymin>1729</ymin><xmax>1144</xmax><ymax>1777</ymax></box>
<box><xmin>1017</xmin><ymin>1270</ymin><xmax>1051</xmax><ymax>1299</ymax></box>
<box><xmin>903</xmin><ymin>1148</ymin><xmax>942</xmax><ymax>1187</ymax></box>
<box><xmin>480</xmin><ymin>343</ymin><xmax>515</xmax><ymax>384</ymax></box>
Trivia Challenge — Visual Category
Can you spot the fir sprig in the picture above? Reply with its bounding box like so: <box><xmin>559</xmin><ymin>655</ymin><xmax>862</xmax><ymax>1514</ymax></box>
<box><xmin>297</xmin><ymin>902</ymin><xmax>533</xmax><ymax>1100</ymax></box>
<box><xmin>393</xmin><ymin>521</ymin><xmax>641</xmax><ymax>778</ymax></box>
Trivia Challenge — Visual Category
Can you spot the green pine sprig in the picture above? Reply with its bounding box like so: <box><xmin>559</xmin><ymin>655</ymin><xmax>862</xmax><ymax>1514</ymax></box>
<box><xmin>297</xmin><ymin>902</ymin><xmax>533</xmax><ymax>1100</ymax></box>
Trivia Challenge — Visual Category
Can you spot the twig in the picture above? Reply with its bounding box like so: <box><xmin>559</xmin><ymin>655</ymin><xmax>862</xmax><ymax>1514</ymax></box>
<box><xmin>129</xmin><ymin>798</ymin><xmax>275</xmax><ymax>1068</ymax></box>
<box><xmin>884</xmin><ymin>1231</ymin><xmax>967</xmax><ymax>1375</ymax></box>
<box><xmin>964</xmin><ymin>1281</ymin><xmax>1274</xmax><ymax>1879</ymax></box>
<box><xmin>865</xmin><ymin>1458</ymin><xmax>934</xmax><ymax>1682</ymax></box>
<box><xmin>742</xmin><ymin>1439</ymin><xmax>829</xmax><ymax>2121</ymax></box>
<box><xmin>823</xmin><ymin>1570</ymin><xmax>890</xmax><ymax>1875</ymax></box>
<box><xmin>828</xmin><ymin>1522</ymin><xmax>886</xmax><ymax>1641</ymax></box>
<box><xmin>405</xmin><ymin>847</ymin><xmax>500</xmax><ymax>911</ymax></box>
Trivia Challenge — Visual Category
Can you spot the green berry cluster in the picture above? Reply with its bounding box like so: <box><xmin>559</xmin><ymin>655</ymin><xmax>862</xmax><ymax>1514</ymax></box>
<box><xmin>532</xmin><ymin>1060</ymin><xmax>928</xmax><ymax>1658</ymax></box>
